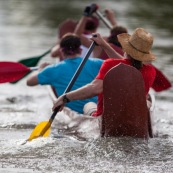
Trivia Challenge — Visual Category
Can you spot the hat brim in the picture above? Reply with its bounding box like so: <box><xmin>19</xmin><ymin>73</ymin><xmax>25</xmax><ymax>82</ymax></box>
<box><xmin>117</xmin><ymin>33</ymin><xmax>156</xmax><ymax>62</ymax></box>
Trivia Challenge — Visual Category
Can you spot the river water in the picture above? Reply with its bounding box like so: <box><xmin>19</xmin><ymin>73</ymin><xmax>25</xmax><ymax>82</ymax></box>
<box><xmin>0</xmin><ymin>0</ymin><xmax>173</xmax><ymax>172</ymax></box>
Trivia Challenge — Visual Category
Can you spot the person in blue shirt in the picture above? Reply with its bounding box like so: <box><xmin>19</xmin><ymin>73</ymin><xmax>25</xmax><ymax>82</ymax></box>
<box><xmin>26</xmin><ymin>33</ymin><xmax>103</xmax><ymax>114</ymax></box>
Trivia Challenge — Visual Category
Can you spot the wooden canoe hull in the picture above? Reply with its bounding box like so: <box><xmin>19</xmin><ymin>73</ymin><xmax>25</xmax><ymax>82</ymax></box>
<box><xmin>101</xmin><ymin>63</ymin><xmax>153</xmax><ymax>139</ymax></box>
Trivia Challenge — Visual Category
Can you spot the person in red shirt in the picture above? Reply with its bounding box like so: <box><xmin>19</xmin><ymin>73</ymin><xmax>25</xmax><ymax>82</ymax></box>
<box><xmin>101</xmin><ymin>9</ymin><xmax>171</xmax><ymax>92</ymax></box>
<box><xmin>52</xmin><ymin>28</ymin><xmax>157</xmax><ymax>117</ymax></box>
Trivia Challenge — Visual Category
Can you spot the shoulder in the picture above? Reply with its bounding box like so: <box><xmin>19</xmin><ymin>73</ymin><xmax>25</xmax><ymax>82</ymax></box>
<box><xmin>100</xmin><ymin>59</ymin><xmax>128</xmax><ymax>72</ymax></box>
<box><xmin>89</xmin><ymin>57</ymin><xmax>104</xmax><ymax>63</ymax></box>
<box><xmin>41</xmin><ymin>61</ymin><xmax>66</xmax><ymax>72</ymax></box>
<box><xmin>104</xmin><ymin>58</ymin><xmax>126</xmax><ymax>64</ymax></box>
<box><xmin>142</xmin><ymin>64</ymin><xmax>156</xmax><ymax>75</ymax></box>
<box><xmin>143</xmin><ymin>64</ymin><xmax>156</xmax><ymax>71</ymax></box>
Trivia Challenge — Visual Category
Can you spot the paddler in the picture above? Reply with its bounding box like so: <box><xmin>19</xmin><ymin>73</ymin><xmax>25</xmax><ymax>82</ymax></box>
<box><xmin>52</xmin><ymin>28</ymin><xmax>158</xmax><ymax>116</ymax></box>
<box><xmin>75</xmin><ymin>8</ymin><xmax>171</xmax><ymax>92</ymax></box>
<box><xmin>26</xmin><ymin>33</ymin><xmax>103</xmax><ymax>114</ymax></box>
<box><xmin>51</xmin><ymin>4</ymin><xmax>100</xmax><ymax>60</ymax></box>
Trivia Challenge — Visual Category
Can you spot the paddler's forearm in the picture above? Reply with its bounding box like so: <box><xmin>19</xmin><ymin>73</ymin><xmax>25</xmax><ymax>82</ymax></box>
<box><xmin>74</xmin><ymin>16</ymin><xmax>93</xmax><ymax>48</ymax></box>
<box><xmin>101</xmin><ymin>40</ymin><xmax>123</xmax><ymax>59</ymax></box>
<box><xmin>66</xmin><ymin>79</ymin><xmax>103</xmax><ymax>101</ymax></box>
<box><xmin>91</xmin><ymin>33</ymin><xmax>123</xmax><ymax>59</ymax></box>
<box><xmin>104</xmin><ymin>9</ymin><xmax>117</xmax><ymax>27</ymax></box>
<box><xmin>66</xmin><ymin>84</ymin><xmax>96</xmax><ymax>101</ymax></box>
<box><xmin>74</xmin><ymin>16</ymin><xmax>87</xmax><ymax>36</ymax></box>
<box><xmin>26</xmin><ymin>72</ymin><xmax>39</xmax><ymax>86</ymax></box>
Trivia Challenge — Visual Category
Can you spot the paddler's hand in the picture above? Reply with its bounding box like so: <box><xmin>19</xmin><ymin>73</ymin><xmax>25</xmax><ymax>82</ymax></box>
<box><xmin>39</xmin><ymin>62</ymin><xmax>50</xmax><ymax>71</ymax></box>
<box><xmin>104</xmin><ymin>8</ymin><xmax>117</xmax><ymax>27</ymax></box>
<box><xmin>52</xmin><ymin>95</ymin><xmax>64</xmax><ymax>112</ymax></box>
<box><xmin>104</xmin><ymin>9</ymin><xmax>115</xmax><ymax>20</ymax></box>
<box><xmin>52</xmin><ymin>94</ymin><xmax>71</xmax><ymax>112</ymax></box>
<box><xmin>83</xmin><ymin>3</ymin><xmax>98</xmax><ymax>16</ymax></box>
<box><xmin>91</xmin><ymin>33</ymin><xmax>108</xmax><ymax>47</ymax></box>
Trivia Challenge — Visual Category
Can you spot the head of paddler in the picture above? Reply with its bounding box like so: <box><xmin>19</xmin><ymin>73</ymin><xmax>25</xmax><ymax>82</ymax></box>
<box><xmin>60</xmin><ymin>33</ymin><xmax>82</xmax><ymax>58</ymax></box>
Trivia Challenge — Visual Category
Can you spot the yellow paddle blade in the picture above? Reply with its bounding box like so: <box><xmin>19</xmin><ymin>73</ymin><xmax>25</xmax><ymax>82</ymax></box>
<box><xmin>28</xmin><ymin>121</ymin><xmax>51</xmax><ymax>141</ymax></box>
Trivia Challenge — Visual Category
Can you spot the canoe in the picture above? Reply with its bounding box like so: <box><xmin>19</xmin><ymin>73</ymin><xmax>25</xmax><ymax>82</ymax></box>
<box><xmin>101</xmin><ymin>63</ymin><xmax>154</xmax><ymax>139</ymax></box>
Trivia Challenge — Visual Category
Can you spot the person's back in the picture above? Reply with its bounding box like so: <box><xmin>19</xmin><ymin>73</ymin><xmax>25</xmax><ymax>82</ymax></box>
<box><xmin>39</xmin><ymin>57</ymin><xmax>102</xmax><ymax>113</ymax></box>
<box><xmin>52</xmin><ymin>28</ymin><xmax>157</xmax><ymax>119</ymax></box>
<box><xmin>92</xmin><ymin>57</ymin><xmax>156</xmax><ymax>116</ymax></box>
<box><xmin>90</xmin><ymin>28</ymin><xmax>157</xmax><ymax>116</ymax></box>
<box><xmin>27</xmin><ymin>33</ymin><xmax>103</xmax><ymax>114</ymax></box>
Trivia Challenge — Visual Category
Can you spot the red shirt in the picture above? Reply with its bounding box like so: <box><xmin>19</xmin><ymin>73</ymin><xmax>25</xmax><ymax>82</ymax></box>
<box><xmin>99</xmin><ymin>42</ymin><xmax>171</xmax><ymax>92</ymax></box>
<box><xmin>92</xmin><ymin>58</ymin><xmax>156</xmax><ymax>117</ymax></box>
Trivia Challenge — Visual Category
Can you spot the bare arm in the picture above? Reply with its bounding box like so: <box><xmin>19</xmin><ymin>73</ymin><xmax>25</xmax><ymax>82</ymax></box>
<box><xmin>74</xmin><ymin>16</ymin><xmax>102</xmax><ymax>57</ymax></box>
<box><xmin>26</xmin><ymin>62</ymin><xmax>50</xmax><ymax>86</ymax></box>
<box><xmin>52</xmin><ymin>79</ymin><xmax>103</xmax><ymax>111</ymax></box>
<box><xmin>74</xmin><ymin>16</ymin><xmax>91</xmax><ymax>47</ymax></box>
<box><xmin>51</xmin><ymin>44</ymin><xmax>60</xmax><ymax>57</ymax></box>
<box><xmin>104</xmin><ymin>9</ymin><xmax>117</xmax><ymax>27</ymax></box>
<box><xmin>51</xmin><ymin>44</ymin><xmax>64</xmax><ymax>61</ymax></box>
<box><xmin>67</xmin><ymin>79</ymin><xmax>103</xmax><ymax>100</ymax></box>
<box><xmin>74</xmin><ymin>16</ymin><xmax>86</xmax><ymax>37</ymax></box>
<box><xmin>91</xmin><ymin>33</ymin><xmax>123</xmax><ymax>58</ymax></box>
<box><xmin>26</xmin><ymin>72</ymin><xmax>39</xmax><ymax>86</ymax></box>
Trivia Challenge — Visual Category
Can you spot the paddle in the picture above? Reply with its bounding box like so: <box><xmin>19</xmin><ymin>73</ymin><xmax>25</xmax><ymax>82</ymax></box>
<box><xmin>10</xmin><ymin>48</ymin><xmax>52</xmax><ymax>84</ymax></box>
<box><xmin>18</xmin><ymin>48</ymin><xmax>52</xmax><ymax>67</ymax></box>
<box><xmin>13</xmin><ymin>18</ymin><xmax>82</xmax><ymax>83</ymax></box>
<box><xmin>0</xmin><ymin>61</ymin><xmax>38</xmax><ymax>84</ymax></box>
<box><xmin>18</xmin><ymin>17</ymin><xmax>79</xmax><ymax>68</ymax></box>
<box><xmin>95</xmin><ymin>10</ymin><xmax>112</xmax><ymax>29</ymax></box>
<box><xmin>23</xmin><ymin>40</ymin><xmax>96</xmax><ymax>143</ymax></box>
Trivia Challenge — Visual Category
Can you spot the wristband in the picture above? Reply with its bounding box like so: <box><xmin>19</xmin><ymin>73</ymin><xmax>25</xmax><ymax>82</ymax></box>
<box><xmin>63</xmin><ymin>94</ymin><xmax>71</xmax><ymax>103</ymax></box>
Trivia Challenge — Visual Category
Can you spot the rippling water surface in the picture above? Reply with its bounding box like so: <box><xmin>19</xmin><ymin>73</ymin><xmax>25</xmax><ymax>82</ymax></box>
<box><xmin>0</xmin><ymin>0</ymin><xmax>173</xmax><ymax>172</ymax></box>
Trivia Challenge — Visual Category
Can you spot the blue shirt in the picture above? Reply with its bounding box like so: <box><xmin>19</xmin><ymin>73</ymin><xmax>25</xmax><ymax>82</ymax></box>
<box><xmin>38</xmin><ymin>57</ymin><xmax>103</xmax><ymax>113</ymax></box>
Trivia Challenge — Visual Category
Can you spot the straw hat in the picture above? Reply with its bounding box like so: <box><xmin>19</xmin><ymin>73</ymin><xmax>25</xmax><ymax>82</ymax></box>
<box><xmin>117</xmin><ymin>28</ymin><xmax>156</xmax><ymax>62</ymax></box>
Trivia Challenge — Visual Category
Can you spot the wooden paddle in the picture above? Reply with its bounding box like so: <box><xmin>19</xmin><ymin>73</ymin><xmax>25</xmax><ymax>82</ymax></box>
<box><xmin>23</xmin><ymin>40</ymin><xmax>96</xmax><ymax>144</ymax></box>
<box><xmin>0</xmin><ymin>61</ymin><xmax>38</xmax><ymax>84</ymax></box>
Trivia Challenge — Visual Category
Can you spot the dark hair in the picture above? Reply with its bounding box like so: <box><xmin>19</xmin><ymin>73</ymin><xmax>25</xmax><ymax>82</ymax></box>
<box><xmin>128</xmin><ymin>54</ymin><xmax>143</xmax><ymax>70</ymax></box>
<box><xmin>60</xmin><ymin>33</ymin><xmax>81</xmax><ymax>56</ymax></box>
<box><xmin>85</xmin><ymin>16</ymin><xmax>99</xmax><ymax>31</ymax></box>
<box><xmin>108</xmin><ymin>26</ymin><xmax>128</xmax><ymax>47</ymax></box>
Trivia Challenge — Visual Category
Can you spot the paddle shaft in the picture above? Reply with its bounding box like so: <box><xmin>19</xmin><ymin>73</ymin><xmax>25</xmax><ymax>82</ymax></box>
<box><xmin>50</xmin><ymin>41</ymin><xmax>96</xmax><ymax>121</ymax></box>
<box><xmin>40</xmin><ymin>48</ymin><xmax>51</xmax><ymax>57</ymax></box>
<box><xmin>30</xmin><ymin>67</ymin><xmax>39</xmax><ymax>71</ymax></box>
<box><xmin>95</xmin><ymin>10</ymin><xmax>112</xmax><ymax>30</ymax></box>
<box><xmin>18</xmin><ymin>47</ymin><xmax>53</xmax><ymax>67</ymax></box>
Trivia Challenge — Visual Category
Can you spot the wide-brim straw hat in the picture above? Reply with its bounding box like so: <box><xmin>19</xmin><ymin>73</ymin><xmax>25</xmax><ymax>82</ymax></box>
<box><xmin>117</xmin><ymin>28</ymin><xmax>156</xmax><ymax>62</ymax></box>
